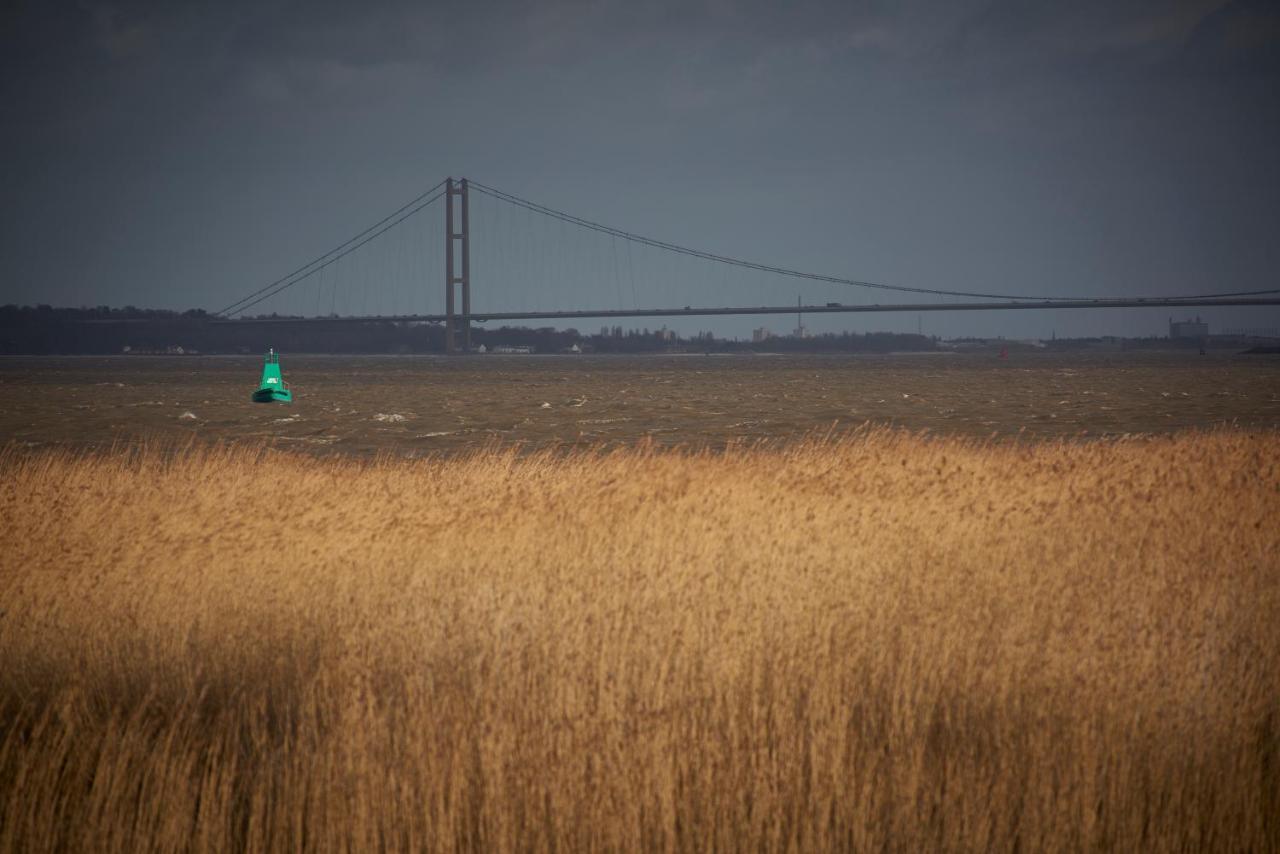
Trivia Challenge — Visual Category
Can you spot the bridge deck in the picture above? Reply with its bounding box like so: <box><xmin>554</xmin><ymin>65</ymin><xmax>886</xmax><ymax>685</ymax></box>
<box><xmin>213</xmin><ymin>296</ymin><xmax>1280</xmax><ymax>324</ymax></box>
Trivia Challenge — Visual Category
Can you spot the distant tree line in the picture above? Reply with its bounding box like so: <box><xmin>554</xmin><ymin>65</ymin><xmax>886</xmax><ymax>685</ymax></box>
<box><xmin>0</xmin><ymin>305</ymin><xmax>938</xmax><ymax>355</ymax></box>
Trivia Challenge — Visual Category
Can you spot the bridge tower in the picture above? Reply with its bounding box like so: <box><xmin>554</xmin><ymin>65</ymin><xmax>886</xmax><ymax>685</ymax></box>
<box><xmin>444</xmin><ymin>177</ymin><xmax>471</xmax><ymax>353</ymax></box>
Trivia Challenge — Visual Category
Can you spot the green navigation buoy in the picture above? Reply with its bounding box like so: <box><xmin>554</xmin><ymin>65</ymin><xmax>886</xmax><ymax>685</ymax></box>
<box><xmin>252</xmin><ymin>349</ymin><xmax>293</xmax><ymax>403</ymax></box>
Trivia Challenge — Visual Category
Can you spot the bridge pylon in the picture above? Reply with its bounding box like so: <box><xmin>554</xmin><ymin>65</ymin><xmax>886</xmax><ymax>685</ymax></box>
<box><xmin>444</xmin><ymin>177</ymin><xmax>471</xmax><ymax>353</ymax></box>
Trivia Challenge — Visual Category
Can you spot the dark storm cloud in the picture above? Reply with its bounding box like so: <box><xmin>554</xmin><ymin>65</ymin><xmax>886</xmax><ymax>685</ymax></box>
<box><xmin>2</xmin><ymin>0</ymin><xmax>1278</xmax><ymax>338</ymax></box>
<box><xmin>8</xmin><ymin>1</ymin><xmax>1273</xmax><ymax>134</ymax></box>
<box><xmin>15</xmin><ymin>1</ymin><xmax>1250</xmax><ymax>108</ymax></box>
<box><xmin>1180</xmin><ymin>0</ymin><xmax>1280</xmax><ymax>73</ymax></box>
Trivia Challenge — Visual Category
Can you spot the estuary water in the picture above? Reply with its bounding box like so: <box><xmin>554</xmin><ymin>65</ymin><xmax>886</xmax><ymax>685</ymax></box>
<box><xmin>2</xmin><ymin>351</ymin><xmax>1277</xmax><ymax>456</ymax></box>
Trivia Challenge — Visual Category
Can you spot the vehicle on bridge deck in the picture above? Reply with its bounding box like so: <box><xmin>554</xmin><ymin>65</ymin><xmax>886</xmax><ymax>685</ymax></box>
<box><xmin>252</xmin><ymin>349</ymin><xmax>292</xmax><ymax>403</ymax></box>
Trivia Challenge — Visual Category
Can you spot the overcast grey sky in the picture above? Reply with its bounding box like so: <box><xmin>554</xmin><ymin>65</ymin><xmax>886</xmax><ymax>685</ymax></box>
<box><xmin>2</xmin><ymin>0</ymin><xmax>1278</xmax><ymax>338</ymax></box>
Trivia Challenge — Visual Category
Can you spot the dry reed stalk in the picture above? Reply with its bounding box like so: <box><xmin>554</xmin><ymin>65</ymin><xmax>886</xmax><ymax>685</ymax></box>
<box><xmin>0</xmin><ymin>430</ymin><xmax>1277</xmax><ymax>851</ymax></box>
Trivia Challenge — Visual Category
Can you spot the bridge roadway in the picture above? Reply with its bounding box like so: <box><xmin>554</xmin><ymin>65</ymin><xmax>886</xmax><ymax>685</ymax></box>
<box><xmin>216</xmin><ymin>296</ymin><xmax>1280</xmax><ymax>324</ymax></box>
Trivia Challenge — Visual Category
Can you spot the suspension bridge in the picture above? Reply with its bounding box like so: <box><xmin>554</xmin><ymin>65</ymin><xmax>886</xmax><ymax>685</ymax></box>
<box><xmin>215</xmin><ymin>177</ymin><xmax>1280</xmax><ymax>353</ymax></box>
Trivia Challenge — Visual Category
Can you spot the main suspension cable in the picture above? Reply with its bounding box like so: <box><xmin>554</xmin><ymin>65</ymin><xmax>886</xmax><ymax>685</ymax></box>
<box><xmin>218</xmin><ymin>179</ymin><xmax>447</xmax><ymax>317</ymax></box>
<box><xmin>469</xmin><ymin>180</ymin><xmax>1280</xmax><ymax>302</ymax></box>
<box><xmin>222</xmin><ymin>185</ymin><xmax>446</xmax><ymax>318</ymax></box>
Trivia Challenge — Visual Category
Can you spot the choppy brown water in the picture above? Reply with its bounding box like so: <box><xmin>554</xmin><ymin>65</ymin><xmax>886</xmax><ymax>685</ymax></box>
<box><xmin>2</xmin><ymin>352</ymin><xmax>1278</xmax><ymax>455</ymax></box>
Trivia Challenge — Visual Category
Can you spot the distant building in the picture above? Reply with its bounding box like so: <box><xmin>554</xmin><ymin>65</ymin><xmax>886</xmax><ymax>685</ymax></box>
<box><xmin>492</xmin><ymin>345</ymin><xmax>534</xmax><ymax>354</ymax></box>
<box><xmin>1221</xmin><ymin>327</ymin><xmax>1280</xmax><ymax>339</ymax></box>
<box><xmin>1169</xmin><ymin>316</ymin><xmax>1208</xmax><ymax>339</ymax></box>
<box><xmin>752</xmin><ymin>327</ymin><xmax>772</xmax><ymax>342</ymax></box>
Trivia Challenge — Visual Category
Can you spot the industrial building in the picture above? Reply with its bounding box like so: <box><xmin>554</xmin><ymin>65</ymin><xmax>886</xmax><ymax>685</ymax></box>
<box><xmin>1169</xmin><ymin>317</ymin><xmax>1208</xmax><ymax>339</ymax></box>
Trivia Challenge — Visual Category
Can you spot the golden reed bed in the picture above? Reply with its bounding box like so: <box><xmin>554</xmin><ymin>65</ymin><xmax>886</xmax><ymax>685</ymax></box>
<box><xmin>1</xmin><ymin>430</ymin><xmax>1278</xmax><ymax>852</ymax></box>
